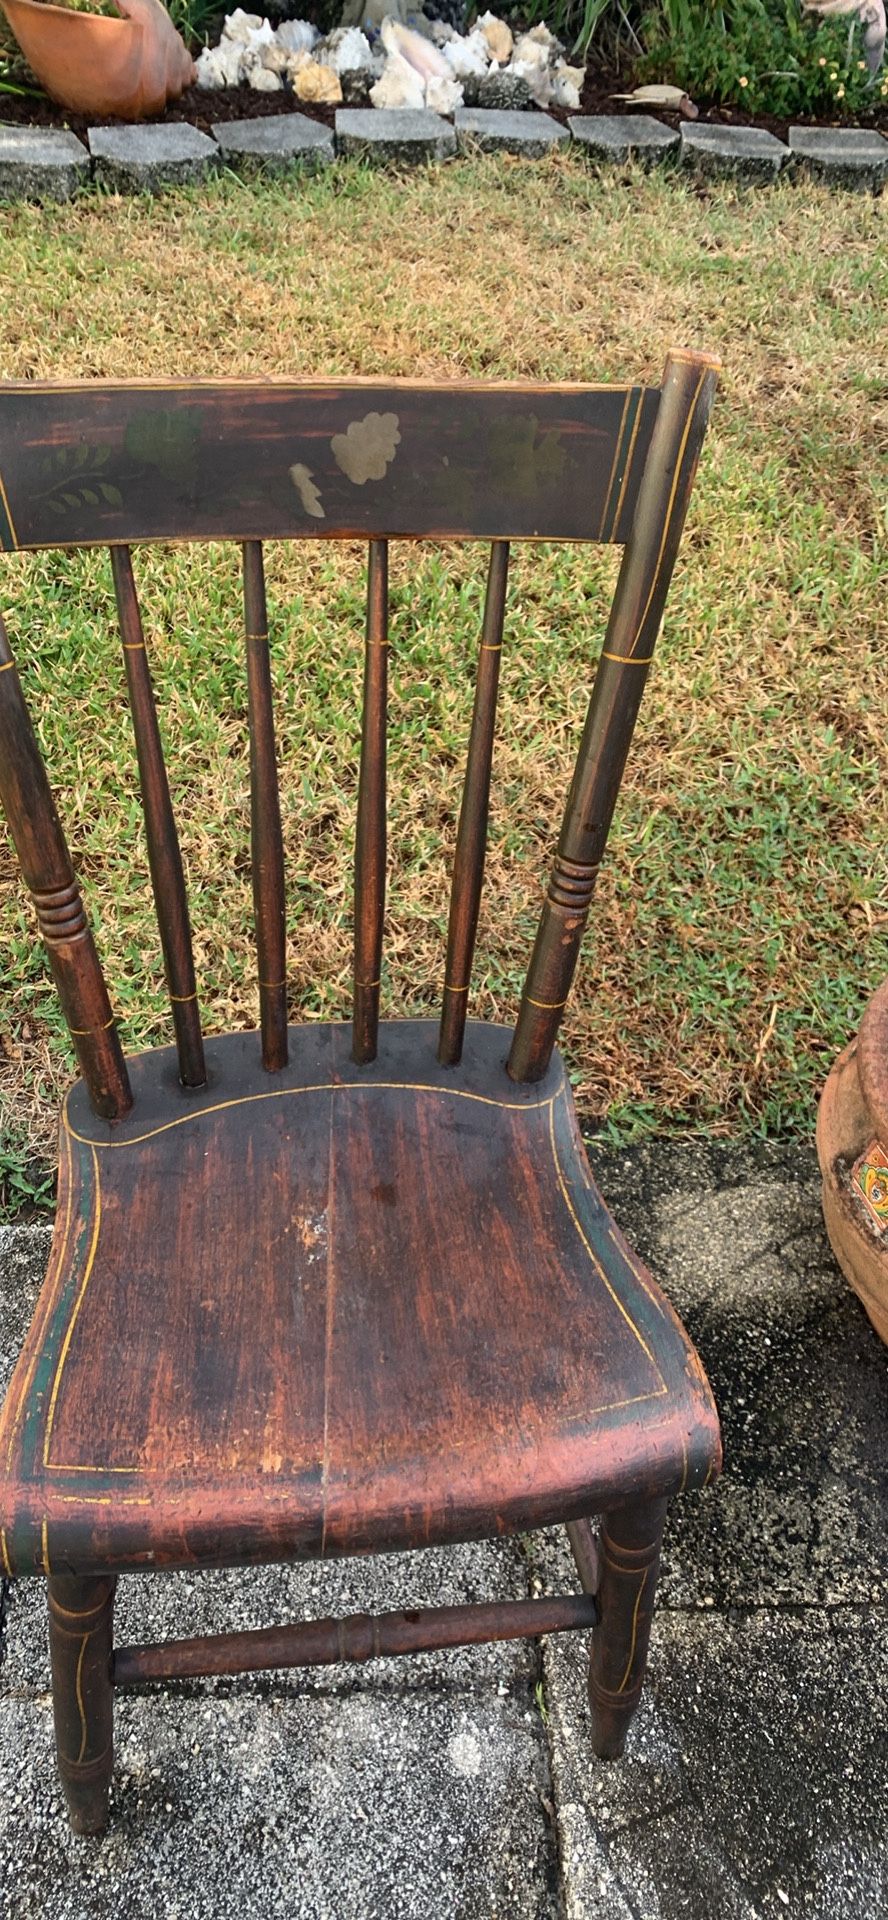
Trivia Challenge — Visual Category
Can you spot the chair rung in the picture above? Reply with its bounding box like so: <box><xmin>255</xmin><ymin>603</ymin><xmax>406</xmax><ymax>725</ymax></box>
<box><xmin>112</xmin><ymin>1591</ymin><xmax>599</xmax><ymax>1685</ymax></box>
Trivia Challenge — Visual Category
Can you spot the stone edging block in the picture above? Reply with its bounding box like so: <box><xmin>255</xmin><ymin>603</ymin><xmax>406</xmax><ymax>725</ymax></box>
<box><xmin>788</xmin><ymin>124</ymin><xmax>888</xmax><ymax>190</ymax></box>
<box><xmin>680</xmin><ymin>121</ymin><xmax>789</xmax><ymax>183</ymax></box>
<box><xmin>454</xmin><ymin>108</ymin><xmax>569</xmax><ymax>156</ymax></box>
<box><xmin>88</xmin><ymin>122</ymin><xmax>217</xmax><ymax>193</ymax></box>
<box><xmin>213</xmin><ymin>113</ymin><xmax>334</xmax><ymax>176</ymax></box>
<box><xmin>0</xmin><ymin>123</ymin><xmax>89</xmax><ymax>203</ymax></box>
<box><xmin>0</xmin><ymin>108</ymin><xmax>879</xmax><ymax>202</ymax></box>
<box><xmin>335</xmin><ymin>108</ymin><xmax>456</xmax><ymax>164</ymax></box>
<box><xmin>569</xmin><ymin>114</ymin><xmax>678</xmax><ymax>165</ymax></box>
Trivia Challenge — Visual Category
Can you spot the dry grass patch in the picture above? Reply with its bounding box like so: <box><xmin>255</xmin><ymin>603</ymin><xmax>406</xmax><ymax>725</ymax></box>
<box><xmin>0</xmin><ymin>157</ymin><xmax>886</xmax><ymax>1200</ymax></box>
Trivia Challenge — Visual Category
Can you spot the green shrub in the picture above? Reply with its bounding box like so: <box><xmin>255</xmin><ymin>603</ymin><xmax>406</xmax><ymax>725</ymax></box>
<box><xmin>641</xmin><ymin>0</ymin><xmax>882</xmax><ymax>117</ymax></box>
<box><xmin>521</xmin><ymin>0</ymin><xmax>886</xmax><ymax>119</ymax></box>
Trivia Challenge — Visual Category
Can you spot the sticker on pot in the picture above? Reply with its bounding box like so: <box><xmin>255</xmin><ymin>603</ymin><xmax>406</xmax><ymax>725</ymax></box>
<box><xmin>851</xmin><ymin>1140</ymin><xmax>888</xmax><ymax>1235</ymax></box>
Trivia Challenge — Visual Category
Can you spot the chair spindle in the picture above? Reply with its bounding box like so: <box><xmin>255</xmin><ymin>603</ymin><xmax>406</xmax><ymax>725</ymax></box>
<box><xmin>0</xmin><ymin>617</ymin><xmax>132</xmax><ymax>1119</ymax></box>
<box><xmin>243</xmin><ymin>542</ymin><xmax>288</xmax><ymax>1072</ymax></box>
<box><xmin>111</xmin><ymin>547</ymin><xmax>206</xmax><ymax>1090</ymax></box>
<box><xmin>509</xmin><ymin>351</ymin><xmax>720</xmax><ymax>1084</ymax></box>
<box><xmin>352</xmin><ymin>539</ymin><xmax>388</xmax><ymax>1065</ymax></box>
<box><xmin>438</xmin><ymin>541</ymin><xmax>509</xmax><ymax>1067</ymax></box>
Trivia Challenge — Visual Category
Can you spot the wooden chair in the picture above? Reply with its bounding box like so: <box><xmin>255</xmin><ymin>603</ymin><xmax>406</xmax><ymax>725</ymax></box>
<box><xmin>0</xmin><ymin>354</ymin><xmax>721</xmax><ymax>1834</ymax></box>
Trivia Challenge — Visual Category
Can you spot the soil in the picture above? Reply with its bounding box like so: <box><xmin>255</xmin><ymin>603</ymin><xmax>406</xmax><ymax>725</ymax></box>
<box><xmin>1</xmin><ymin>55</ymin><xmax>886</xmax><ymax>144</ymax></box>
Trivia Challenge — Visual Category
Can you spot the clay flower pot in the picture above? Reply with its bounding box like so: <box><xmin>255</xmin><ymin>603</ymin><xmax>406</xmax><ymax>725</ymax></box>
<box><xmin>1</xmin><ymin>0</ymin><xmax>195</xmax><ymax>120</ymax></box>
<box><xmin>817</xmin><ymin>976</ymin><xmax>888</xmax><ymax>1345</ymax></box>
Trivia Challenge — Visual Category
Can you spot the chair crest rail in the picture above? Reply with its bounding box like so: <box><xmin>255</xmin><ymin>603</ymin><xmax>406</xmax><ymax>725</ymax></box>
<box><xmin>0</xmin><ymin>378</ymin><xmax>661</xmax><ymax>550</ymax></box>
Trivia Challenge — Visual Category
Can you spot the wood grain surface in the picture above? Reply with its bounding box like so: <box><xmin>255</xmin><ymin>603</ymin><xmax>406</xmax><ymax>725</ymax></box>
<box><xmin>0</xmin><ymin>1021</ymin><xmax>720</xmax><ymax>1578</ymax></box>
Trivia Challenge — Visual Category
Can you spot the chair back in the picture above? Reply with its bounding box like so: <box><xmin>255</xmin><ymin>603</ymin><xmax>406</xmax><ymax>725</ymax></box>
<box><xmin>0</xmin><ymin>355</ymin><xmax>718</xmax><ymax>1119</ymax></box>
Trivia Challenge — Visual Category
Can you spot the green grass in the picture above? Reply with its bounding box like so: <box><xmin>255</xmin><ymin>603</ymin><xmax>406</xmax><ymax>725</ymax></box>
<box><xmin>0</xmin><ymin>158</ymin><xmax>886</xmax><ymax>1203</ymax></box>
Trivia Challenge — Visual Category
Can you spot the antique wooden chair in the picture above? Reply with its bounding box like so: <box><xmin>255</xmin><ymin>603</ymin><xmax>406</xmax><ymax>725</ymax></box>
<box><xmin>0</xmin><ymin>354</ymin><xmax>721</xmax><ymax>1834</ymax></box>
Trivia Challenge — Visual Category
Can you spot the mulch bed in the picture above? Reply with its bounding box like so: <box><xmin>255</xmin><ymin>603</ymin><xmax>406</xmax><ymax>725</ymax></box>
<box><xmin>2</xmin><ymin>59</ymin><xmax>886</xmax><ymax>143</ymax></box>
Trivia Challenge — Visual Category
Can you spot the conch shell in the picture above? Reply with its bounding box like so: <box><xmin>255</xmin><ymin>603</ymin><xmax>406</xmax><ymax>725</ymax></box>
<box><xmin>0</xmin><ymin>0</ymin><xmax>195</xmax><ymax>120</ymax></box>
<box><xmin>379</xmin><ymin>16</ymin><xmax>450</xmax><ymax>79</ymax></box>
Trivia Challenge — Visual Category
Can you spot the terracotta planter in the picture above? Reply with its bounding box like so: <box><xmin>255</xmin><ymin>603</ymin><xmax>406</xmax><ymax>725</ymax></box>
<box><xmin>817</xmin><ymin>977</ymin><xmax>888</xmax><ymax>1346</ymax></box>
<box><xmin>1</xmin><ymin>0</ymin><xmax>194</xmax><ymax>120</ymax></box>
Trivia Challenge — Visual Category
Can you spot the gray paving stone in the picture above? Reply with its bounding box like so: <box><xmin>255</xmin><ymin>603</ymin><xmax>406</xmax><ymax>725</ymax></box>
<box><xmin>545</xmin><ymin>1609</ymin><xmax>888</xmax><ymax>1920</ymax></box>
<box><xmin>579</xmin><ymin>1139</ymin><xmax>888</xmax><ymax>1612</ymax></box>
<box><xmin>88</xmin><ymin>122</ymin><xmax>217</xmax><ymax>194</ymax></box>
<box><xmin>0</xmin><ymin>1689</ymin><xmax>558</xmax><ymax>1920</ymax></box>
<box><xmin>0</xmin><ymin>124</ymin><xmax>89</xmax><ymax>204</ymax></box>
<box><xmin>534</xmin><ymin>1139</ymin><xmax>888</xmax><ymax>1919</ymax></box>
<box><xmin>569</xmin><ymin>113</ymin><xmax>678</xmax><ymax>166</ymax></box>
<box><xmin>680</xmin><ymin>120</ymin><xmax>789</xmax><ymax>183</ymax></box>
<box><xmin>455</xmin><ymin>108</ymin><xmax>569</xmax><ymax>157</ymax></box>
<box><xmin>4</xmin><ymin>1141</ymin><xmax>888</xmax><ymax>1915</ymax></box>
<box><xmin>213</xmin><ymin>112</ymin><xmax>334</xmax><ymax>176</ymax></box>
<box><xmin>789</xmin><ymin>124</ymin><xmax>888</xmax><ymax>190</ymax></box>
<box><xmin>335</xmin><ymin>108</ymin><xmax>456</xmax><ymax>165</ymax></box>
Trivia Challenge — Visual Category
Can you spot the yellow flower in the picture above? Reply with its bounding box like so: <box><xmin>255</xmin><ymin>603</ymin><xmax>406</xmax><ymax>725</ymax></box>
<box><xmin>738</xmin><ymin>74</ymin><xmax>748</xmax><ymax>87</ymax></box>
<box><xmin>858</xmin><ymin>58</ymin><xmax>867</xmax><ymax>68</ymax></box>
<box><xmin>836</xmin><ymin>83</ymin><xmax>845</xmax><ymax>96</ymax></box>
<box><xmin>818</xmin><ymin>55</ymin><xmax>826</xmax><ymax>65</ymax></box>
<box><xmin>829</xmin><ymin>68</ymin><xmax>838</xmax><ymax>78</ymax></box>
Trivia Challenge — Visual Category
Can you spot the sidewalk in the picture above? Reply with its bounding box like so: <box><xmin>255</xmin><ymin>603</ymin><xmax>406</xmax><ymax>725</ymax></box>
<box><xmin>1</xmin><ymin>1139</ymin><xmax>885</xmax><ymax>1919</ymax></box>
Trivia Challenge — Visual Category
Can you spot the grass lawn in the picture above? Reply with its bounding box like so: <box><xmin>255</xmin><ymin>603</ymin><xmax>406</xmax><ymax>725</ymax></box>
<box><xmin>0</xmin><ymin>156</ymin><xmax>886</xmax><ymax>1207</ymax></box>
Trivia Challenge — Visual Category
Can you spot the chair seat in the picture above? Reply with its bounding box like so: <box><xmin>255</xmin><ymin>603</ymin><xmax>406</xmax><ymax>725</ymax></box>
<box><xmin>0</xmin><ymin>1021</ymin><xmax>720</xmax><ymax>1578</ymax></box>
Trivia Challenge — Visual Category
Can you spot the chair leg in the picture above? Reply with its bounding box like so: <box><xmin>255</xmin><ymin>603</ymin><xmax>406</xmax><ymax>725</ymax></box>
<box><xmin>587</xmin><ymin>1495</ymin><xmax>668</xmax><ymax>1761</ymax></box>
<box><xmin>47</xmin><ymin>1574</ymin><xmax>116</xmax><ymax>1834</ymax></box>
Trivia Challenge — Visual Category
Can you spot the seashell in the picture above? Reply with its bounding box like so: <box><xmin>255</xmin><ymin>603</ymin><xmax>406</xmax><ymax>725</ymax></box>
<box><xmin>369</xmin><ymin>48</ymin><xmax>425</xmax><ymax>108</ymax></box>
<box><xmin>611</xmin><ymin>83</ymin><xmax>699</xmax><ymax>117</ymax></box>
<box><xmin>550</xmin><ymin>60</ymin><xmax>584</xmax><ymax>108</ymax></box>
<box><xmin>380</xmin><ymin>16</ymin><xmax>450</xmax><ymax>79</ymax></box>
<box><xmin>511</xmin><ymin>56</ymin><xmax>552</xmax><ymax>104</ymax></box>
<box><xmin>525</xmin><ymin>21</ymin><xmax>562</xmax><ymax>51</ymax></box>
<box><xmin>258</xmin><ymin>40</ymin><xmax>289</xmax><ymax>71</ymax></box>
<box><xmin>442</xmin><ymin>27</ymin><xmax>489</xmax><ymax>79</ymax></box>
<box><xmin>425</xmin><ymin>71</ymin><xmax>463</xmax><ymax>113</ymax></box>
<box><xmin>223</xmin><ymin>8</ymin><xmax>265</xmax><ymax>42</ymax></box>
<box><xmin>292</xmin><ymin>60</ymin><xmax>342</xmax><ymax>102</ymax></box>
<box><xmin>321</xmin><ymin>24</ymin><xmax>374</xmax><ymax>73</ymax></box>
<box><xmin>0</xmin><ymin>0</ymin><xmax>194</xmax><ymax>120</ymax></box>
<box><xmin>511</xmin><ymin>30</ymin><xmax>550</xmax><ymax>70</ymax></box>
<box><xmin>195</xmin><ymin>45</ymin><xmax>231</xmax><ymax>87</ymax></box>
<box><xmin>275</xmin><ymin>17</ymin><xmax>318</xmax><ymax>53</ymax></box>
<box><xmin>248</xmin><ymin>60</ymin><xmax>283</xmax><ymax>88</ymax></box>
<box><xmin>476</xmin><ymin>10</ymin><xmax>512</xmax><ymax>65</ymax></box>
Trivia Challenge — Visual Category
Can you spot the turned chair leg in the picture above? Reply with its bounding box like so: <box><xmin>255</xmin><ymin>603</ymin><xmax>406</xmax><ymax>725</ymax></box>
<box><xmin>47</xmin><ymin>1574</ymin><xmax>116</xmax><ymax>1834</ymax></box>
<box><xmin>587</xmin><ymin>1496</ymin><xmax>667</xmax><ymax>1760</ymax></box>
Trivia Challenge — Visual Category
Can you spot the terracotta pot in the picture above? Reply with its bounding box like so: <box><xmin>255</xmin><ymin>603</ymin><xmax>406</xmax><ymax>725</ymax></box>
<box><xmin>1</xmin><ymin>0</ymin><xmax>195</xmax><ymax>120</ymax></box>
<box><xmin>817</xmin><ymin>977</ymin><xmax>888</xmax><ymax>1346</ymax></box>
